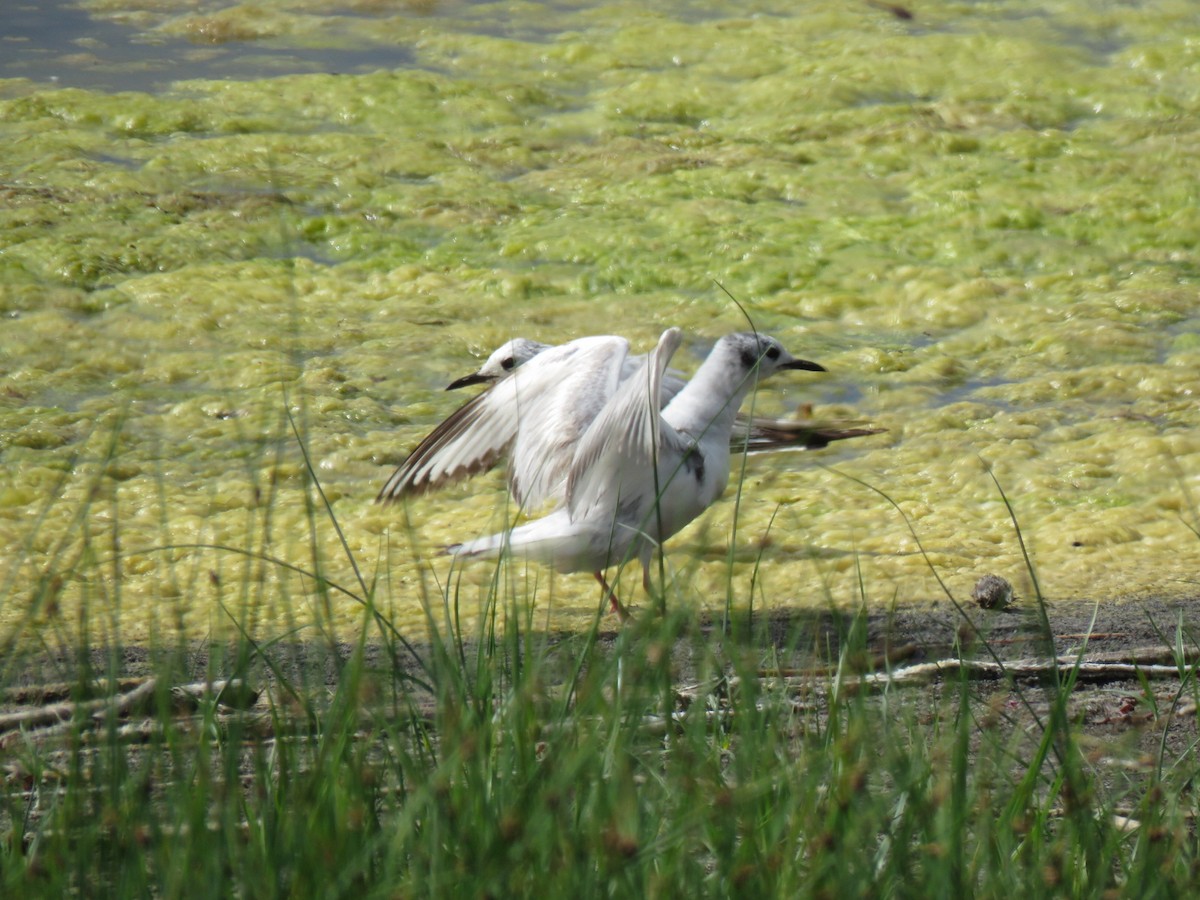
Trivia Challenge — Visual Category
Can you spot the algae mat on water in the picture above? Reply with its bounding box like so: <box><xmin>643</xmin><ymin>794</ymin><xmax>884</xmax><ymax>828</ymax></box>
<box><xmin>1</xmin><ymin>0</ymin><xmax>1198</xmax><ymax>643</ymax></box>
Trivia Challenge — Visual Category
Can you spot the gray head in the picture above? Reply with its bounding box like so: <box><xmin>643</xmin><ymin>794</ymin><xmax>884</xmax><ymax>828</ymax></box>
<box><xmin>717</xmin><ymin>332</ymin><xmax>826</xmax><ymax>379</ymax></box>
<box><xmin>446</xmin><ymin>338</ymin><xmax>552</xmax><ymax>390</ymax></box>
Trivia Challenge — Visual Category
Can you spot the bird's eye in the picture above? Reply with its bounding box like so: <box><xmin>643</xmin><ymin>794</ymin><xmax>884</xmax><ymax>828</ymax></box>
<box><xmin>501</xmin><ymin>357</ymin><xmax>515</xmax><ymax>370</ymax></box>
<box><xmin>765</xmin><ymin>346</ymin><xmax>781</xmax><ymax>360</ymax></box>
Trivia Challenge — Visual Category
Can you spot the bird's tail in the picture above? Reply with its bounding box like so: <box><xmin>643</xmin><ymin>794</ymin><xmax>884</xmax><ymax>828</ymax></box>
<box><xmin>447</xmin><ymin>512</ymin><xmax>577</xmax><ymax>563</ymax></box>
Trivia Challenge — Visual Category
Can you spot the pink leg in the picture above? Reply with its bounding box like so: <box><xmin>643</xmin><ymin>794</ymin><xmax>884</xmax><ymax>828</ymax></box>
<box><xmin>593</xmin><ymin>571</ymin><xmax>631</xmax><ymax>622</ymax></box>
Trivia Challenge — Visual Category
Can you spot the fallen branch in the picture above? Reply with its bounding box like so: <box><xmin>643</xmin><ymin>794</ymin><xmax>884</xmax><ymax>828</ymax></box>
<box><xmin>0</xmin><ymin>678</ymin><xmax>159</xmax><ymax>738</ymax></box>
<box><xmin>0</xmin><ymin>679</ymin><xmax>256</xmax><ymax>748</ymax></box>
<box><xmin>854</xmin><ymin>658</ymin><xmax>1194</xmax><ymax>688</ymax></box>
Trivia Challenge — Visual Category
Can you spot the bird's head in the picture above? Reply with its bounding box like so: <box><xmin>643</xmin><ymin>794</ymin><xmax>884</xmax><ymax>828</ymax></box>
<box><xmin>719</xmin><ymin>332</ymin><xmax>825</xmax><ymax>379</ymax></box>
<box><xmin>445</xmin><ymin>338</ymin><xmax>551</xmax><ymax>390</ymax></box>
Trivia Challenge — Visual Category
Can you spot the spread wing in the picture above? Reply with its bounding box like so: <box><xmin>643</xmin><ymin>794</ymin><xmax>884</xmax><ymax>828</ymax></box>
<box><xmin>507</xmin><ymin>336</ymin><xmax>631</xmax><ymax>508</ymax></box>
<box><xmin>566</xmin><ymin>327</ymin><xmax>686</xmax><ymax>520</ymax></box>
<box><xmin>377</xmin><ymin>336</ymin><xmax>630</xmax><ymax>506</ymax></box>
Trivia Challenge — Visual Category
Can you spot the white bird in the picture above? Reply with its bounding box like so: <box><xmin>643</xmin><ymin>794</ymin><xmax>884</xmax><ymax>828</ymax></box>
<box><xmin>379</xmin><ymin>328</ymin><xmax>825</xmax><ymax>619</ymax></box>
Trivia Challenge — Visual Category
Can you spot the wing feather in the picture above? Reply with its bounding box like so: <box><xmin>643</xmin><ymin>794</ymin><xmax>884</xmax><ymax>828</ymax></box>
<box><xmin>566</xmin><ymin>328</ymin><xmax>683</xmax><ymax>519</ymax></box>
<box><xmin>377</xmin><ymin>336</ymin><xmax>629</xmax><ymax>505</ymax></box>
<box><xmin>505</xmin><ymin>336</ymin><xmax>629</xmax><ymax>508</ymax></box>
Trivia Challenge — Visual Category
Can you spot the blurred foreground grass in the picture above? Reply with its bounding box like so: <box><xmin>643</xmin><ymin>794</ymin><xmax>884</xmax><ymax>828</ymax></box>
<box><xmin>1</xmin><ymin>446</ymin><xmax>1198</xmax><ymax>897</ymax></box>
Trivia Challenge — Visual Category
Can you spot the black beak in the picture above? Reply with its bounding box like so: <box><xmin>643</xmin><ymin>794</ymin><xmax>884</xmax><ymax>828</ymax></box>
<box><xmin>445</xmin><ymin>371</ymin><xmax>493</xmax><ymax>391</ymax></box>
<box><xmin>786</xmin><ymin>359</ymin><xmax>826</xmax><ymax>373</ymax></box>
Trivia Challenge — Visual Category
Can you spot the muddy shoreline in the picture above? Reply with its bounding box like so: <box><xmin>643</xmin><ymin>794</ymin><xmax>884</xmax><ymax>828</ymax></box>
<box><xmin>9</xmin><ymin>594</ymin><xmax>1199</xmax><ymax>699</ymax></box>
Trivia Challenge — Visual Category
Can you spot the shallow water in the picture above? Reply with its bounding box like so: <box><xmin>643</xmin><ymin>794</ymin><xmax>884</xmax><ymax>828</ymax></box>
<box><xmin>2</xmin><ymin>0</ymin><xmax>1199</xmax><ymax>643</ymax></box>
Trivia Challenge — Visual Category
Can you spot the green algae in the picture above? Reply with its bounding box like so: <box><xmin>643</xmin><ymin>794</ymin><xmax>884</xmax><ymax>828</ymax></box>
<box><xmin>1</xmin><ymin>0</ymin><xmax>1199</xmax><ymax>642</ymax></box>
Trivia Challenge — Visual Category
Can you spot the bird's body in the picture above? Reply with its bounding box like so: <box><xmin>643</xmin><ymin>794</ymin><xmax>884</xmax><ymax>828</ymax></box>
<box><xmin>427</xmin><ymin>329</ymin><xmax>827</xmax><ymax>616</ymax></box>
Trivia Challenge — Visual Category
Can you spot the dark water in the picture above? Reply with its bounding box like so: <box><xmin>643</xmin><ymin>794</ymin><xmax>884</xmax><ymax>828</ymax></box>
<box><xmin>18</xmin><ymin>0</ymin><xmax>1125</xmax><ymax>97</ymax></box>
<box><xmin>2</xmin><ymin>0</ymin><xmax>412</xmax><ymax>92</ymax></box>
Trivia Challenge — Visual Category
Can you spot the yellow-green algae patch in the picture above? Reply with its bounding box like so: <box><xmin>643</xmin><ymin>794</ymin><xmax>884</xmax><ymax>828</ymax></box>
<box><xmin>2</xmin><ymin>0</ymin><xmax>1200</xmax><ymax>645</ymax></box>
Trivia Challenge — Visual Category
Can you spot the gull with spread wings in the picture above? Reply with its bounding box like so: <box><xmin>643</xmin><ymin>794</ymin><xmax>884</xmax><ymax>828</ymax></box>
<box><xmin>378</xmin><ymin>328</ymin><xmax>829</xmax><ymax>619</ymax></box>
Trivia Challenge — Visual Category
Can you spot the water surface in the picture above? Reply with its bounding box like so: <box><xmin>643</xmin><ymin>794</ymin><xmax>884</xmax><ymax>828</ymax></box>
<box><xmin>2</xmin><ymin>0</ymin><xmax>1198</xmax><ymax>642</ymax></box>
